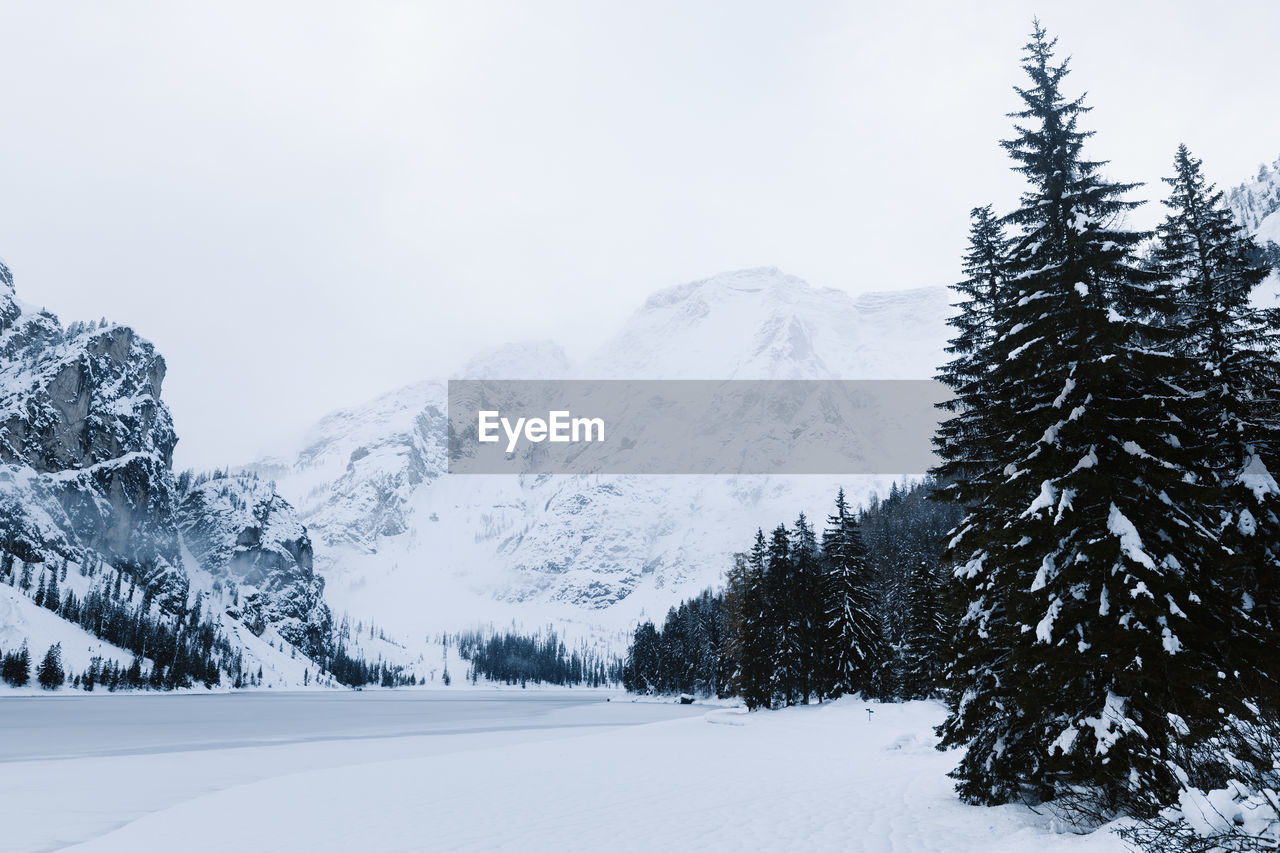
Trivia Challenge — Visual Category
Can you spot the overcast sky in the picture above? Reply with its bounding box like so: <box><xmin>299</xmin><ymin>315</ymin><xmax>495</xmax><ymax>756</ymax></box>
<box><xmin>1</xmin><ymin>1</ymin><xmax>1277</xmax><ymax>470</ymax></box>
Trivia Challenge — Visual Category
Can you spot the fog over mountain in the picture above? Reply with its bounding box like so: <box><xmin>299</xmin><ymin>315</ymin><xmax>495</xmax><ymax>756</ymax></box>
<box><xmin>4</xmin><ymin>3</ymin><xmax>1279</xmax><ymax>471</ymax></box>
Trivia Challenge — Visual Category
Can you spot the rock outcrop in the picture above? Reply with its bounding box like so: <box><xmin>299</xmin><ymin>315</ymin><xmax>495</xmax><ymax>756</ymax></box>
<box><xmin>178</xmin><ymin>474</ymin><xmax>332</xmax><ymax>658</ymax></box>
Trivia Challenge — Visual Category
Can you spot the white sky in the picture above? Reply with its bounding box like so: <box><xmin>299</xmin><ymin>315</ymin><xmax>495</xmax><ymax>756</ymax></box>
<box><xmin>1</xmin><ymin>1</ymin><xmax>1277</xmax><ymax>470</ymax></box>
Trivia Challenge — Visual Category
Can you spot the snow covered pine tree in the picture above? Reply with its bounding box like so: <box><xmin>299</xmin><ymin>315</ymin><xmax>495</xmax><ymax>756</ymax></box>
<box><xmin>820</xmin><ymin>488</ymin><xmax>886</xmax><ymax>700</ymax></box>
<box><xmin>1152</xmin><ymin>144</ymin><xmax>1280</xmax><ymax>719</ymax></box>
<box><xmin>732</xmin><ymin>530</ymin><xmax>776</xmax><ymax>710</ymax></box>
<box><xmin>935</xmin><ymin>23</ymin><xmax>1248</xmax><ymax>815</ymax></box>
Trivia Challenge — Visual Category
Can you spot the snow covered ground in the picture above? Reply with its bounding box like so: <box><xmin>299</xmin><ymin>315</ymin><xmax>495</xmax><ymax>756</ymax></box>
<box><xmin>2</xmin><ymin>691</ymin><xmax>1128</xmax><ymax>853</ymax></box>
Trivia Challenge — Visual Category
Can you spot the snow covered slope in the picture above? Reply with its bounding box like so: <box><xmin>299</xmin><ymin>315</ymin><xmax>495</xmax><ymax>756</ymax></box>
<box><xmin>251</xmin><ymin>268</ymin><xmax>951</xmax><ymax>638</ymax></box>
<box><xmin>1229</xmin><ymin>152</ymin><xmax>1280</xmax><ymax>306</ymax></box>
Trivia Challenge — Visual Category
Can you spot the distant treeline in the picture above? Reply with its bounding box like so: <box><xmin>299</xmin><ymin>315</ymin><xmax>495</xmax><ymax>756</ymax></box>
<box><xmin>622</xmin><ymin>479</ymin><xmax>961</xmax><ymax>707</ymax></box>
<box><xmin>455</xmin><ymin>629</ymin><xmax>622</xmax><ymax>687</ymax></box>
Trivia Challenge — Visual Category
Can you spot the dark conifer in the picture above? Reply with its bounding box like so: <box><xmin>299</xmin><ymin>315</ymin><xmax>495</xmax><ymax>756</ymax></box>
<box><xmin>44</xmin><ymin>569</ymin><xmax>59</xmax><ymax>612</ymax></box>
<box><xmin>36</xmin><ymin>643</ymin><xmax>65</xmax><ymax>689</ymax></box>
<box><xmin>2</xmin><ymin>644</ymin><xmax>31</xmax><ymax>686</ymax></box>
<box><xmin>937</xmin><ymin>23</ymin><xmax>1232</xmax><ymax>812</ymax></box>
<box><xmin>738</xmin><ymin>530</ymin><xmax>775</xmax><ymax>710</ymax></box>
<box><xmin>1153</xmin><ymin>144</ymin><xmax>1280</xmax><ymax>714</ymax></box>
<box><xmin>764</xmin><ymin>523</ymin><xmax>799</xmax><ymax>706</ymax></box>
<box><xmin>898</xmin><ymin>559</ymin><xmax>945</xmax><ymax>700</ymax></box>
<box><xmin>820</xmin><ymin>488</ymin><xmax>885</xmax><ymax>700</ymax></box>
<box><xmin>791</xmin><ymin>515</ymin><xmax>823</xmax><ymax>703</ymax></box>
<box><xmin>935</xmin><ymin>205</ymin><xmax>1012</xmax><ymax>499</ymax></box>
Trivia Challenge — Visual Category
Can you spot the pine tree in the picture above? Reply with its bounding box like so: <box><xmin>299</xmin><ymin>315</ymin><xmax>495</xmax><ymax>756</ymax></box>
<box><xmin>721</xmin><ymin>552</ymin><xmax>749</xmax><ymax>693</ymax></box>
<box><xmin>44</xmin><ymin>568</ymin><xmax>60</xmax><ymax>612</ymax></box>
<box><xmin>790</xmin><ymin>514</ymin><xmax>824</xmax><ymax>703</ymax></box>
<box><xmin>736</xmin><ymin>530</ymin><xmax>775</xmax><ymax>710</ymax></box>
<box><xmin>937</xmin><ymin>23</ymin><xmax>1233</xmax><ymax>813</ymax></box>
<box><xmin>935</xmin><ymin>205</ymin><xmax>1012</xmax><ymax>499</ymax></box>
<box><xmin>1153</xmin><ymin>144</ymin><xmax>1280</xmax><ymax>715</ymax></box>
<box><xmin>127</xmin><ymin>657</ymin><xmax>143</xmax><ymax>687</ymax></box>
<box><xmin>622</xmin><ymin>624</ymin><xmax>660</xmax><ymax>692</ymax></box>
<box><xmin>37</xmin><ymin>643</ymin><xmax>65</xmax><ymax>689</ymax></box>
<box><xmin>899</xmin><ymin>559</ymin><xmax>944</xmax><ymax>700</ymax></box>
<box><xmin>18</xmin><ymin>561</ymin><xmax>31</xmax><ymax>592</ymax></box>
<box><xmin>764</xmin><ymin>523</ymin><xmax>800</xmax><ymax>706</ymax></box>
<box><xmin>2</xmin><ymin>644</ymin><xmax>31</xmax><ymax>686</ymax></box>
<box><xmin>820</xmin><ymin>488</ymin><xmax>886</xmax><ymax>700</ymax></box>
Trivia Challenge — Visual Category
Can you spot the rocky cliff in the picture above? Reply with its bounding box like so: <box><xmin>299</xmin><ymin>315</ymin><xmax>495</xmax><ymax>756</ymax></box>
<box><xmin>0</xmin><ymin>258</ymin><xmax>333</xmax><ymax>665</ymax></box>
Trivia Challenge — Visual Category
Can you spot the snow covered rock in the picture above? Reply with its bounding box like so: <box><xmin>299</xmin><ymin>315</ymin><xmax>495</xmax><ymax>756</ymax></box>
<box><xmin>178</xmin><ymin>474</ymin><xmax>333</xmax><ymax>658</ymax></box>
<box><xmin>0</xmin><ymin>258</ymin><xmax>184</xmax><ymax>606</ymax></box>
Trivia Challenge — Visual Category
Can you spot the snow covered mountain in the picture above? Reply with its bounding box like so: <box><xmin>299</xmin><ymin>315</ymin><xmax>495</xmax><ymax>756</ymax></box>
<box><xmin>249</xmin><ymin>268</ymin><xmax>954</xmax><ymax>639</ymax></box>
<box><xmin>0</xmin><ymin>259</ymin><xmax>336</xmax><ymax>687</ymax></box>
<box><xmin>1228</xmin><ymin>153</ymin><xmax>1280</xmax><ymax>250</ymax></box>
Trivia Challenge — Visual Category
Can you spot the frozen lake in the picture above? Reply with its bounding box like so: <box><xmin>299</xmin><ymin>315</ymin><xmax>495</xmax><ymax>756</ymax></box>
<box><xmin>0</xmin><ymin>689</ymin><xmax>703</xmax><ymax>853</ymax></box>
<box><xmin>0</xmin><ymin>688</ymin><xmax>694</xmax><ymax>762</ymax></box>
